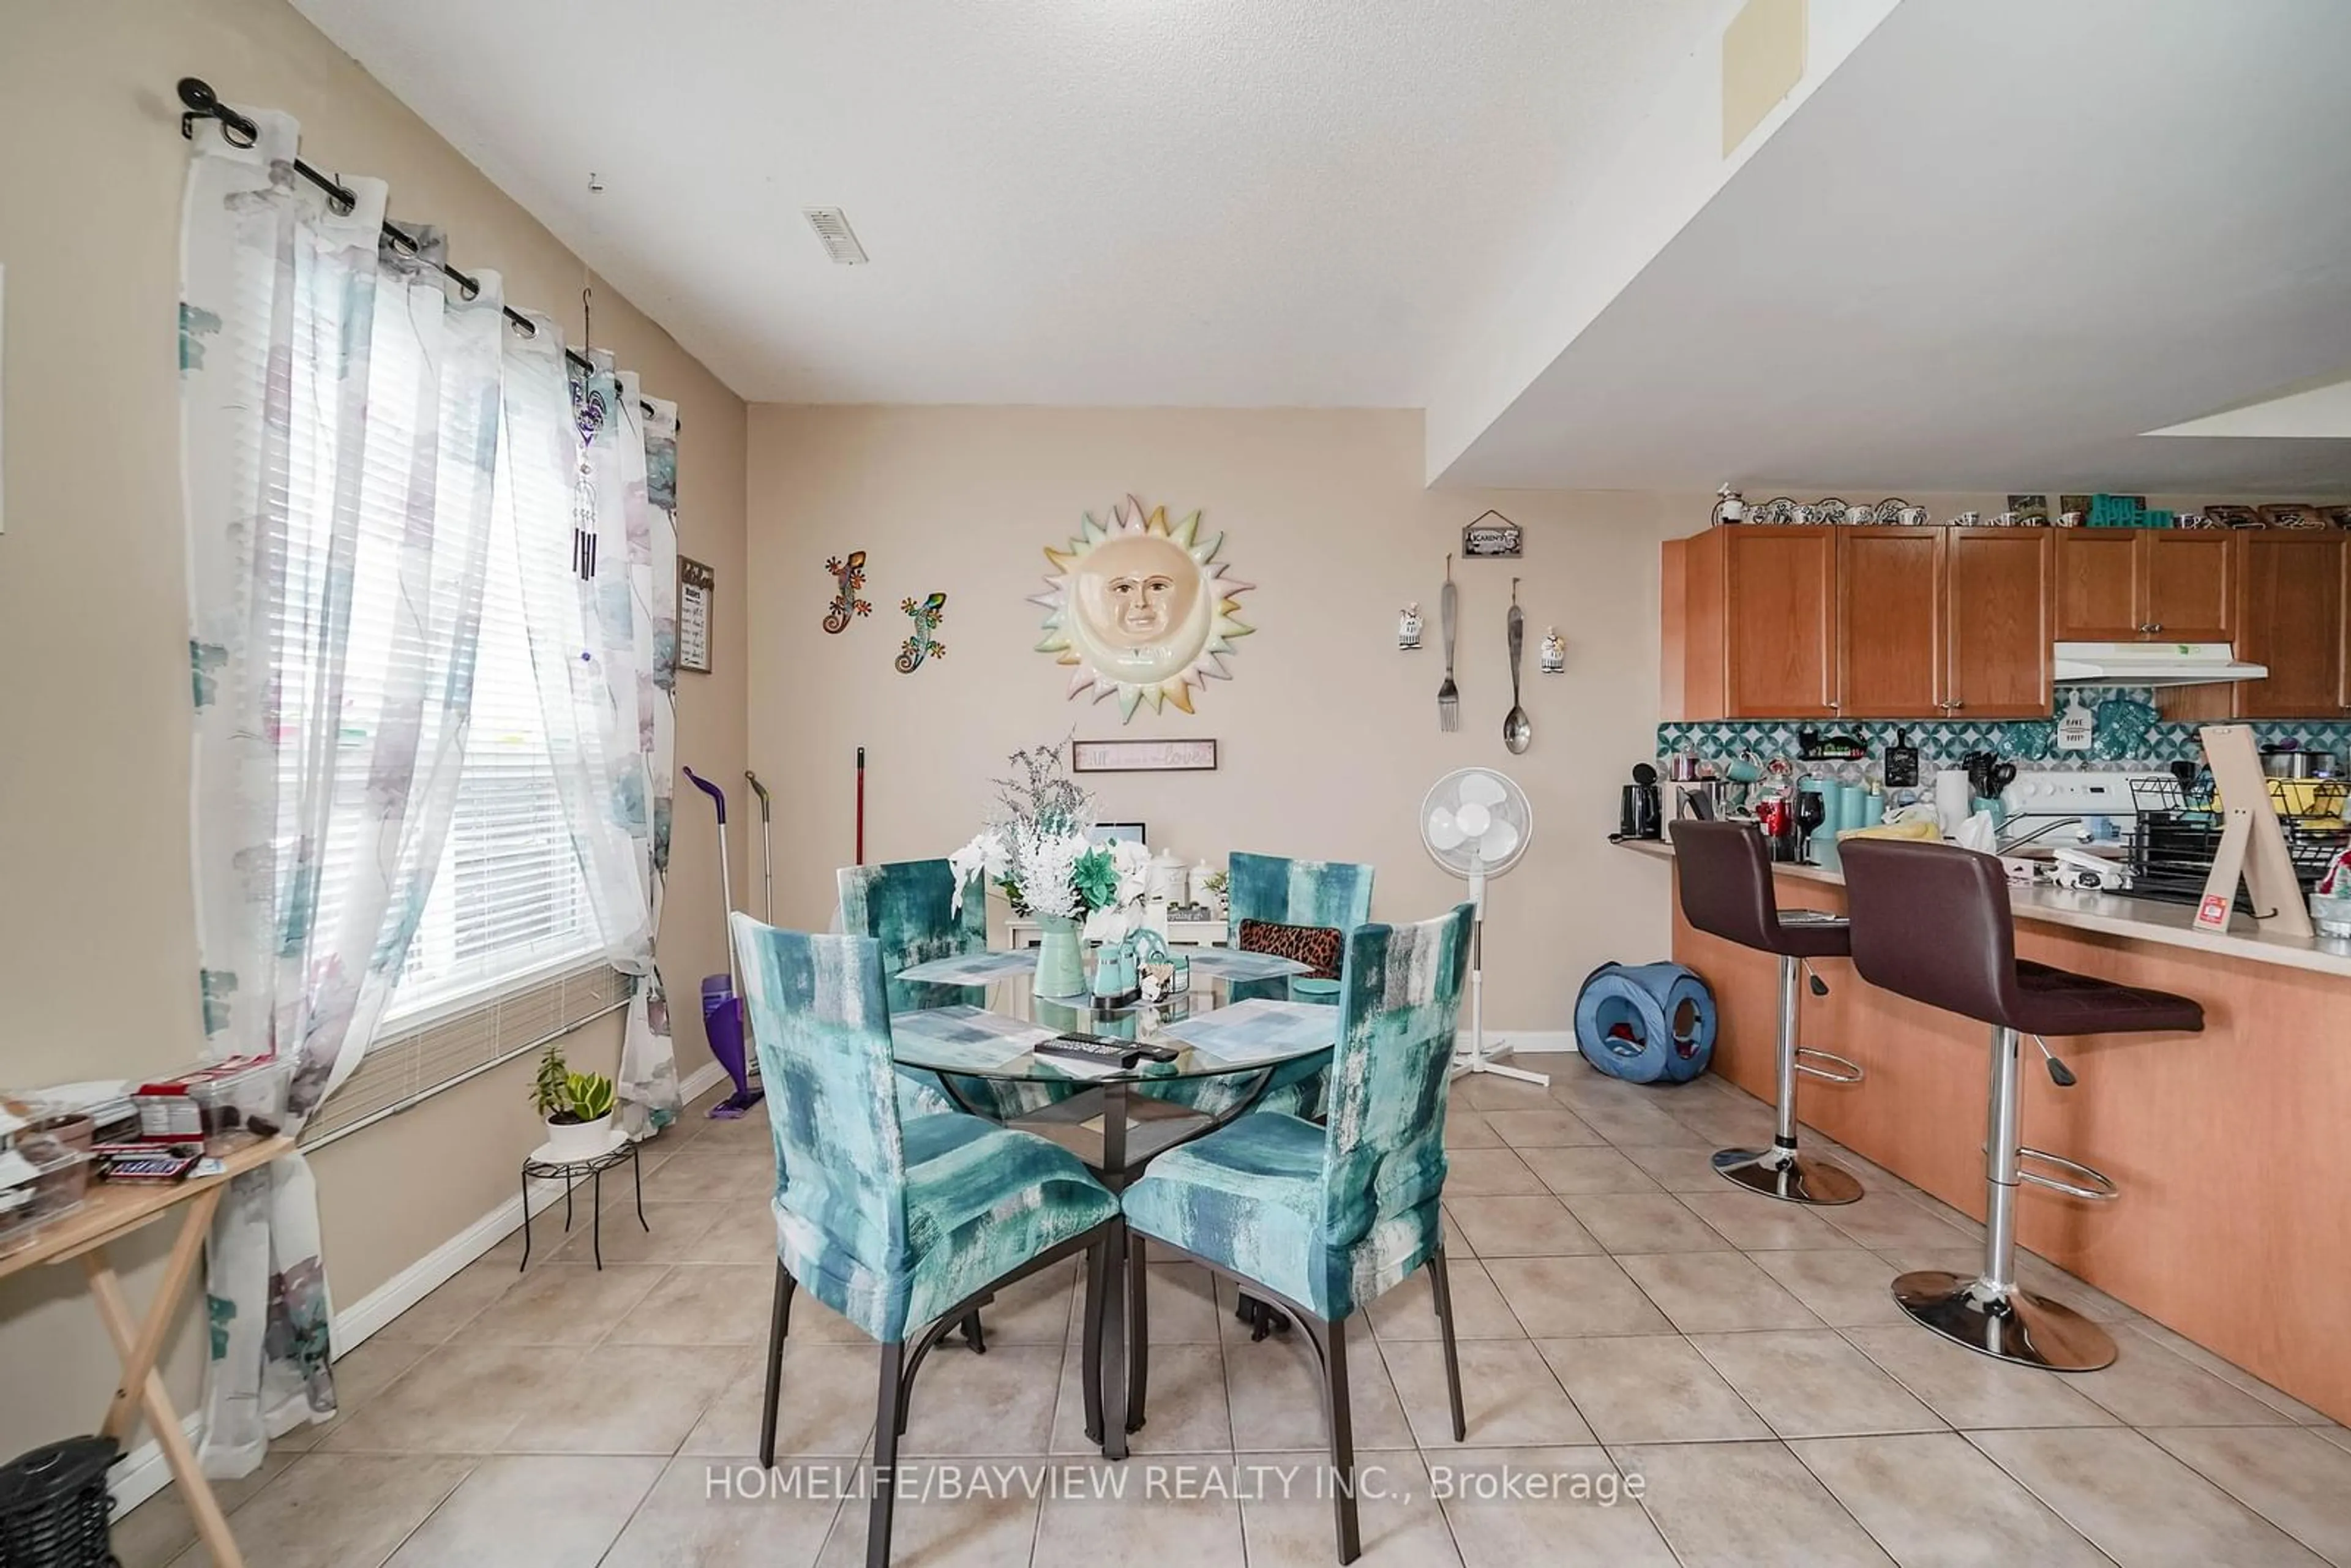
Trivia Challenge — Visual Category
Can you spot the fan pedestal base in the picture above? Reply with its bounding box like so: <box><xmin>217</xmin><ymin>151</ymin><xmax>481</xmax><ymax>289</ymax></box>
<box><xmin>1448</xmin><ymin>922</ymin><xmax>1548</xmax><ymax>1088</ymax></box>
<box><xmin>1449</xmin><ymin>1047</ymin><xmax>1549</xmax><ymax>1087</ymax></box>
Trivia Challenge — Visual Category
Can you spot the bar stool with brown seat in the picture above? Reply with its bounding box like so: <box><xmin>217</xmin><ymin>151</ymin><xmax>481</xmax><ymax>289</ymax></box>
<box><xmin>1669</xmin><ymin>819</ymin><xmax>1865</xmax><ymax>1205</ymax></box>
<box><xmin>1839</xmin><ymin>837</ymin><xmax>2203</xmax><ymax>1371</ymax></box>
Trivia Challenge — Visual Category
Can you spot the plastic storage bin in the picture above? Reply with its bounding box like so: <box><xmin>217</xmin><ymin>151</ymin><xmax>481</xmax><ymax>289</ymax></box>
<box><xmin>132</xmin><ymin>1055</ymin><xmax>293</xmax><ymax>1151</ymax></box>
<box><xmin>0</xmin><ymin>1139</ymin><xmax>91</xmax><ymax>1257</ymax></box>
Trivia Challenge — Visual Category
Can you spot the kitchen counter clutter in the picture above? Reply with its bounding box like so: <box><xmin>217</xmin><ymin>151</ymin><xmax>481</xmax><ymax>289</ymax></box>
<box><xmin>1621</xmin><ymin>831</ymin><xmax>2351</xmax><ymax>1427</ymax></box>
<box><xmin>1616</xmin><ymin>836</ymin><xmax>2351</xmax><ymax>978</ymax></box>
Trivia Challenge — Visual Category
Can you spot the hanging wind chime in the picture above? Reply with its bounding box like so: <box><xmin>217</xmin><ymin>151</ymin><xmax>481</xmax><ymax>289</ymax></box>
<box><xmin>571</xmin><ymin>286</ymin><xmax>606</xmax><ymax>583</ymax></box>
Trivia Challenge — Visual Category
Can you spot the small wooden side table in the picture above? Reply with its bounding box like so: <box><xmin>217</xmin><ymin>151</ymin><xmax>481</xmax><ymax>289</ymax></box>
<box><xmin>0</xmin><ymin>1133</ymin><xmax>291</xmax><ymax>1568</ymax></box>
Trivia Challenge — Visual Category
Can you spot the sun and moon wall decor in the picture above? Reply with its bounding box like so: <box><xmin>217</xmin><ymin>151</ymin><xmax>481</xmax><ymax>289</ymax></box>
<box><xmin>1030</xmin><ymin>495</ymin><xmax>1252</xmax><ymax>722</ymax></box>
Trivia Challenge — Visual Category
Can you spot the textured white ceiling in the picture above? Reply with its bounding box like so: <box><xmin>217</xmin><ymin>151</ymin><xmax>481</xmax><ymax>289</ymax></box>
<box><xmin>290</xmin><ymin>0</ymin><xmax>1734</xmax><ymax>405</ymax></box>
<box><xmin>1439</xmin><ymin>0</ymin><xmax>2351</xmax><ymax>492</ymax></box>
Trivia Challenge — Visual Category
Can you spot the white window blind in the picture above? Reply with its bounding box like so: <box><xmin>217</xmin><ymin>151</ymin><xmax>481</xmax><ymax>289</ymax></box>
<box><xmin>384</xmin><ymin>479</ymin><xmax>599</xmax><ymax>1025</ymax></box>
<box><xmin>264</xmin><ymin>258</ymin><xmax>598</xmax><ymax>1037</ymax></box>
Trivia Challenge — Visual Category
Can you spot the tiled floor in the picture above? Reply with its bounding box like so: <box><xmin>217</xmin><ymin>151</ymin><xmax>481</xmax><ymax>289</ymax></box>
<box><xmin>117</xmin><ymin>1071</ymin><xmax>2351</xmax><ymax>1566</ymax></box>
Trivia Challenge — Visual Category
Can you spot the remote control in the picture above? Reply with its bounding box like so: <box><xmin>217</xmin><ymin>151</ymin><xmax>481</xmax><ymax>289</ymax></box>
<box><xmin>1074</xmin><ymin>1030</ymin><xmax>1181</xmax><ymax>1063</ymax></box>
<box><xmin>1033</xmin><ymin>1032</ymin><xmax>1185</xmax><ymax>1068</ymax></box>
<box><xmin>1036</xmin><ymin>1032</ymin><xmax>1141</xmax><ymax>1067</ymax></box>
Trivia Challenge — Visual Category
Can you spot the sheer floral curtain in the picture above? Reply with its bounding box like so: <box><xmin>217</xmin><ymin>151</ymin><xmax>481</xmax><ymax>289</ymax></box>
<box><xmin>180</xmin><ymin>110</ymin><xmax>504</xmax><ymax>1473</ymax></box>
<box><xmin>502</xmin><ymin>324</ymin><xmax>683</xmax><ymax>1135</ymax></box>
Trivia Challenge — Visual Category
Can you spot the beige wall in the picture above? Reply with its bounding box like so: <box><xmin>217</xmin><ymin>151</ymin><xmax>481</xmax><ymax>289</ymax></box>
<box><xmin>0</xmin><ymin>0</ymin><xmax>748</xmax><ymax>1461</ymax></box>
<box><xmin>746</xmin><ymin>405</ymin><xmax>1698</xmax><ymax>1027</ymax></box>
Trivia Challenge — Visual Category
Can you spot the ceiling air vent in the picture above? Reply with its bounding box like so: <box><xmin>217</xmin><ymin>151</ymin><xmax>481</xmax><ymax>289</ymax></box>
<box><xmin>802</xmin><ymin>208</ymin><xmax>868</xmax><ymax>265</ymax></box>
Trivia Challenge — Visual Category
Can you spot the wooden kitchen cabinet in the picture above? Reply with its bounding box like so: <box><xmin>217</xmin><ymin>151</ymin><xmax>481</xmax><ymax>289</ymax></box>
<box><xmin>2053</xmin><ymin>528</ymin><xmax>2232</xmax><ymax>642</ymax></box>
<box><xmin>2140</xmin><ymin>531</ymin><xmax>2234</xmax><ymax>642</ymax></box>
<box><xmin>1663</xmin><ymin>527</ymin><xmax>1837</xmax><ymax>719</ymax></box>
<box><xmin>1727</xmin><ymin>528</ymin><xmax>1837</xmax><ymax>717</ymax></box>
<box><xmin>1837</xmin><ymin>528</ymin><xmax>1943</xmax><ymax>718</ymax></box>
<box><xmin>2053</xmin><ymin>529</ymin><xmax>2141</xmax><ymax>640</ymax></box>
<box><xmin>1944</xmin><ymin>528</ymin><xmax>2053</xmax><ymax>718</ymax></box>
<box><xmin>2230</xmin><ymin>533</ymin><xmax>2346</xmax><ymax>717</ymax></box>
<box><xmin>1667</xmin><ymin>525</ymin><xmax>2049</xmax><ymax>721</ymax></box>
<box><xmin>2159</xmin><ymin>533</ymin><xmax>2349</xmax><ymax>721</ymax></box>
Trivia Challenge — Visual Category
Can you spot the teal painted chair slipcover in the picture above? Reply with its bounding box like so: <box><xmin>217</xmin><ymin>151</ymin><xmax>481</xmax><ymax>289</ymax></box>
<box><xmin>1120</xmin><ymin>904</ymin><xmax>1475</xmax><ymax>1564</ymax></box>
<box><xmin>1146</xmin><ymin>851</ymin><xmax>1376</xmax><ymax>1122</ymax></box>
<box><xmin>731</xmin><ymin>915</ymin><xmax>1121</xmax><ymax>1566</ymax></box>
<box><xmin>837</xmin><ymin>858</ymin><xmax>1073</xmax><ymax>1120</ymax></box>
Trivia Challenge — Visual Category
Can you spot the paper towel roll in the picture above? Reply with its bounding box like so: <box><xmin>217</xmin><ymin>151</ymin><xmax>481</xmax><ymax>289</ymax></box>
<box><xmin>1933</xmin><ymin>770</ymin><xmax>1973</xmax><ymax>838</ymax></box>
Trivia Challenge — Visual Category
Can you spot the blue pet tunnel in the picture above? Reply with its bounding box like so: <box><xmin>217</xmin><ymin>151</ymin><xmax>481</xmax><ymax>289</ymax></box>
<box><xmin>1573</xmin><ymin>962</ymin><xmax>1717</xmax><ymax>1084</ymax></box>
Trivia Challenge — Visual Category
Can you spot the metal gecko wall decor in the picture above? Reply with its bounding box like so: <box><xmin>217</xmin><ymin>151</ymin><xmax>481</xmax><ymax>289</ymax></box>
<box><xmin>823</xmin><ymin>551</ymin><xmax>872</xmax><ymax>632</ymax></box>
<box><xmin>896</xmin><ymin>593</ymin><xmax>947</xmax><ymax>673</ymax></box>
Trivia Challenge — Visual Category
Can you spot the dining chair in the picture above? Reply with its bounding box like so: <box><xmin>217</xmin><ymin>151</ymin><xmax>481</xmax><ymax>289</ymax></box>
<box><xmin>1120</xmin><ymin>904</ymin><xmax>1476</xmax><ymax>1565</ymax></box>
<box><xmin>1147</xmin><ymin>851</ymin><xmax>1376</xmax><ymax>1123</ymax></box>
<box><xmin>837</xmin><ymin>858</ymin><xmax>1073</xmax><ymax>1119</ymax></box>
<box><xmin>731</xmin><ymin>915</ymin><xmax>1123</xmax><ymax>1568</ymax></box>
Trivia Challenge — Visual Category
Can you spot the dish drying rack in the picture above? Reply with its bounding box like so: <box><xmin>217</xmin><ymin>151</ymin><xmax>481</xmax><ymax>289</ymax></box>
<box><xmin>2125</xmin><ymin>775</ymin><xmax>2350</xmax><ymax>901</ymax></box>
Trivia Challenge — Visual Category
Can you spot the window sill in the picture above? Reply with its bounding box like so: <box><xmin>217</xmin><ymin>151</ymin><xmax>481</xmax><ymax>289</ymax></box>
<box><xmin>378</xmin><ymin>945</ymin><xmax>611</xmax><ymax>1043</ymax></box>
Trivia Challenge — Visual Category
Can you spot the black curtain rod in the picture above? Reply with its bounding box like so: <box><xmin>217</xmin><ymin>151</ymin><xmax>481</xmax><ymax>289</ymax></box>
<box><xmin>175</xmin><ymin>77</ymin><xmax>669</xmax><ymax>429</ymax></box>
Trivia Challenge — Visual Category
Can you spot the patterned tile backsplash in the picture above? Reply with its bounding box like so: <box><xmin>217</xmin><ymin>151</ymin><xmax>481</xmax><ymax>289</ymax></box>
<box><xmin>1657</xmin><ymin>691</ymin><xmax>2351</xmax><ymax>778</ymax></box>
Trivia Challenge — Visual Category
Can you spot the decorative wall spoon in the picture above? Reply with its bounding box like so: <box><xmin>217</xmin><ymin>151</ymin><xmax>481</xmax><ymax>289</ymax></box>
<box><xmin>1503</xmin><ymin>578</ymin><xmax>1532</xmax><ymax>754</ymax></box>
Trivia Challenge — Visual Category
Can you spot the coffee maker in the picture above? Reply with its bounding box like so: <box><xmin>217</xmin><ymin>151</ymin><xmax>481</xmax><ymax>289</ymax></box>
<box><xmin>1618</xmin><ymin>762</ymin><xmax>1663</xmax><ymax>841</ymax></box>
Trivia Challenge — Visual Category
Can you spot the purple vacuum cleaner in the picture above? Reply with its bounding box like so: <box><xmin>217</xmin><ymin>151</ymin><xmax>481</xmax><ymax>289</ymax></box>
<box><xmin>684</xmin><ymin>767</ymin><xmax>762</xmax><ymax>1119</ymax></box>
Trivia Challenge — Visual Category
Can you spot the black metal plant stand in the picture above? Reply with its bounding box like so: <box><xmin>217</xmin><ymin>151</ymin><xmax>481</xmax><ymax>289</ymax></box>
<box><xmin>517</xmin><ymin>1139</ymin><xmax>647</xmax><ymax>1270</ymax></box>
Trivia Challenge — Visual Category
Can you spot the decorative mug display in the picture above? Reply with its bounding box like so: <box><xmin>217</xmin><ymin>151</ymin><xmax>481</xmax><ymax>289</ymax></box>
<box><xmin>1950</xmin><ymin>511</ymin><xmax>1982</xmax><ymax>527</ymax></box>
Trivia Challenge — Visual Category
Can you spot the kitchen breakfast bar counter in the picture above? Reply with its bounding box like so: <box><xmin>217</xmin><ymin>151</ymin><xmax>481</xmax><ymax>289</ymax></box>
<box><xmin>1619</xmin><ymin>836</ymin><xmax>2351</xmax><ymax>1425</ymax></box>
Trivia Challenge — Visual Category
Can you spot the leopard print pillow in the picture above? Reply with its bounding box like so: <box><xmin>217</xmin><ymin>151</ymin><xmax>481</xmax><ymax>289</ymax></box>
<box><xmin>1236</xmin><ymin>918</ymin><xmax>1344</xmax><ymax>981</ymax></box>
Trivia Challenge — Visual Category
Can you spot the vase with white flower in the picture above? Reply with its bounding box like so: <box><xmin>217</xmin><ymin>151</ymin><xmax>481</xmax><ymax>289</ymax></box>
<box><xmin>950</xmin><ymin>742</ymin><xmax>1153</xmax><ymax>997</ymax></box>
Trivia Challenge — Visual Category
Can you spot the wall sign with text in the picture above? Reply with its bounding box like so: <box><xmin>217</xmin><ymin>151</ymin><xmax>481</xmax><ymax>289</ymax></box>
<box><xmin>1071</xmin><ymin>738</ymin><xmax>1219</xmax><ymax>773</ymax></box>
<box><xmin>677</xmin><ymin>556</ymin><xmax>714</xmax><ymax>674</ymax></box>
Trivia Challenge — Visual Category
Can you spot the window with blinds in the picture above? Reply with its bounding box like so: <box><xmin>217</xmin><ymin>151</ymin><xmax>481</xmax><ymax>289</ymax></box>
<box><xmin>381</xmin><ymin>480</ymin><xmax>600</xmax><ymax>1027</ymax></box>
<box><xmin>264</xmin><ymin>261</ymin><xmax>600</xmax><ymax>1043</ymax></box>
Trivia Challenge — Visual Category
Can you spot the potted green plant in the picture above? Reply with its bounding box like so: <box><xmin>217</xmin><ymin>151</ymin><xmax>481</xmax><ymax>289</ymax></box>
<box><xmin>533</xmin><ymin>1043</ymin><xmax>619</xmax><ymax>1158</ymax></box>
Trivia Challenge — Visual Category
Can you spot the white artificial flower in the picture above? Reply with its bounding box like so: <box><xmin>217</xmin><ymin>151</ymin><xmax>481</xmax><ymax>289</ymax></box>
<box><xmin>947</xmin><ymin>833</ymin><xmax>993</xmax><ymax>915</ymax></box>
<box><xmin>1012</xmin><ymin>825</ymin><xmax>1086</xmax><ymax>920</ymax></box>
<box><xmin>1110</xmin><ymin>839</ymin><xmax>1153</xmax><ymax>907</ymax></box>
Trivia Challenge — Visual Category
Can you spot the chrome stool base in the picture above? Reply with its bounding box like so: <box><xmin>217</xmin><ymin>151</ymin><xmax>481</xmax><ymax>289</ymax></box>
<box><xmin>1892</xmin><ymin>1269</ymin><xmax>2117</xmax><ymax>1372</ymax></box>
<box><xmin>1712</xmin><ymin>1146</ymin><xmax>1863</xmax><ymax>1206</ymax></box>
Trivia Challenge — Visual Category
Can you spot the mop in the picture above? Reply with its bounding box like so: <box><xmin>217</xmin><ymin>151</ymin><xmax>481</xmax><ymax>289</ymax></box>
<box><xmin>745</xmin><ymin>770</ymin><xmax>775</xmax><ymax>923</ymax></box>
<box><xmin>684</xmin><ymin>767</ymin><xmax>762</xmax><ymax>1119</ymax></box>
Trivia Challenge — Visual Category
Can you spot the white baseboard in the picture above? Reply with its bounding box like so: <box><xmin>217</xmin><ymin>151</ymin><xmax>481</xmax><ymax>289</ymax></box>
<box><xmin>112</xmin><ymin>1058</ymin><xmax>736</xmax><ymax>1517</ymax></box>
<box><xmin>108</xmin><ymin>1412</ymin><xmax>205</xmax><ymax>1517</ymax></box>
<box><xmin>332</xmin><ymin>1057</ymin><xmax>732</xmax><ymax>1351</ymax></box>
<box><xmin>1457</xmin><ymin>1029</ymin><xmax>1577</xmax><ymax>1054</ymax></box>
<box><xmin>678</xmin><ymin>1057</ymin><xmax>733</xmax><ymax>1104</ymax></box>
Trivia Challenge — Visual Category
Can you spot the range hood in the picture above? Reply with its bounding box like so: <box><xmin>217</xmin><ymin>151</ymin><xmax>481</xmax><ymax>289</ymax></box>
<box><xmin>2052</xmin><ymin>642</ymin><xmax>2267</xmax><ymax>687</ymax></box>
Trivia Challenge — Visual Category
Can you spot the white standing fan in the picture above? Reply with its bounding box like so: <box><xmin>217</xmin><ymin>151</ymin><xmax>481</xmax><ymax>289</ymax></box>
<box><xmin>1422</xmin><ymin>768</ymin><xmax>1547</xmax><ymax>1086</ymax></box>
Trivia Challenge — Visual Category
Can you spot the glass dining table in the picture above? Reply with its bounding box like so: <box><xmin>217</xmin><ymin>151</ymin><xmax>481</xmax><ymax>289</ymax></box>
<box><xmin>888</xmin><ymin>945</ymin><xmax>1333</xmax><ymax>1457</ymax></box>
<box><xmin>887</xmin><ymin>946</ymin><xmax>1333</xmax><ymax>1190</ymax></box>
